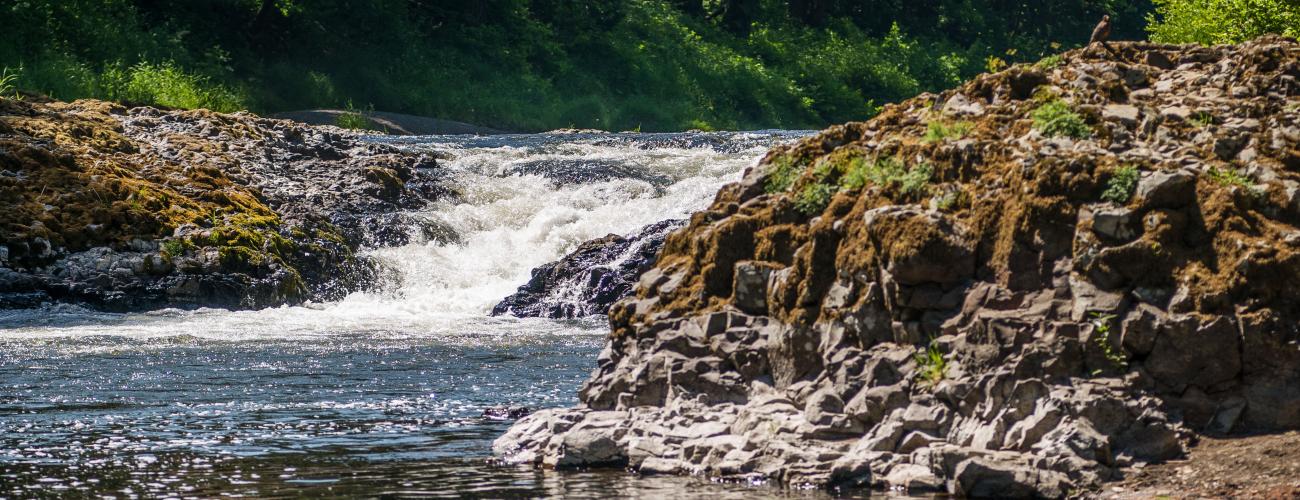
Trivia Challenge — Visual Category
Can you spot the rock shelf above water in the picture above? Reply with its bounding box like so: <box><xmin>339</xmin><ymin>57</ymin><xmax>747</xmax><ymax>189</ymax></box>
<box><xmin>495</xmin><ymin>37</ymin><xmax>1300</xmax><ymax>497</ymax></box>
<box><xmin>0</xmin><ymin>98</ymin><xmax>449</xmax><ymax>311</ymax></box>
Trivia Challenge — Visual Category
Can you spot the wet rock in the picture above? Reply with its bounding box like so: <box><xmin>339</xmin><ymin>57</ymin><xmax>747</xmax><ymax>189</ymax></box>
<box><xmin>492</xmin><ymin>219</ymin><xmax>684</xmax><ymax>318</ymax></box>
<box><xmin>483</xmin><ymin>406</ymin><xmax>533</xmax><ymax>420</ymax></box>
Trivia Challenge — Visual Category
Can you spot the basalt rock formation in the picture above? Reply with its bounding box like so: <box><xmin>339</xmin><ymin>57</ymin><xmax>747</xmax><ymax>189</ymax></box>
<box><xmin>493</xmin><ymin>219</ymin><xmax>685</xmax><ymax>319</ymax></box>
<box><xmin>496</xmin><ymin>37</ymin><xmax>1300</xmax><ymax>497</ymax></box>
<box><xmin>0</xmin><ymin>97</ymin><xmax>449</xmax><ymax>311</ymax></box>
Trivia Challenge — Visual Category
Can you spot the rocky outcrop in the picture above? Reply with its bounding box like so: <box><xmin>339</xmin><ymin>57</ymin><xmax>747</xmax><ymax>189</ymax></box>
<box><xmin>493</xmin><ymin>219</ymin><xmax>684</xmax><ymax>318</ymax></box>
<box><xmin>0</xmin><ymin>97</ymin><xmax>449</xmax><ymax>311</ymax></box>
<box><xmin>496</xmin><ymin>37</ymin><xmax>1300</xmax><ymax>497</ymax></box>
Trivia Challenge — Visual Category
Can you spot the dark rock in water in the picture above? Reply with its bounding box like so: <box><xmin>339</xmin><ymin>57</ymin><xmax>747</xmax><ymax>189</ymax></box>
<box><xmin>492</xmin><ymin>219</ymin><xmax>684</xmax><ymax>319</ymax></box>
<box><xmin>0</xmin><ymin>98</ymin><xmax>451</xmax><ymax>311</ymax></box>
<box><xmin>505</xmin><ymin>159</ymin><xmax>671</xmax><ymax>187</ymax></box>
<box><xmin>483</xmin><ymin>406</ymin><xmax>532</xmax><ymax>421</ymax></box>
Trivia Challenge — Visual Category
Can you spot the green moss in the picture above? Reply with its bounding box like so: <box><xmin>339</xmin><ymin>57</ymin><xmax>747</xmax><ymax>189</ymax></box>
<box><xmin>1101</xmin><ymin>165</ymin><xmax>1140</xmax><ymax>204</ymax></box>
<box><xmin>923</xmin><ymin>119</ymin><xmax>974</xmax><ymax>143</ymax></box>
<box><xmin>1031</xmin><ymin>98</ymin><xmax>1092</xmax><ymax>139</ymax></box>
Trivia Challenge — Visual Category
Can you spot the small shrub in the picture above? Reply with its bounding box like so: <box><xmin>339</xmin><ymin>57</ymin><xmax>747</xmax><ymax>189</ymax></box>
<box><xmin>1101</xmin><ymin>165</ymin><xmax>1140</xmax><ymax>204</ymax></box>
<box><xmin>923</xmin><ymin>120</ymin><xmax>974</xmax><ymax>143</ymax></box>
<box><xmin>795</xmin><ymin>181</ymin><xmax>836</xmax><ymax>215</ymax></box>
<box><xmin>840</xmin><ymin>156</ymin><xmax>933</xmax><ymax>198</ymax></box>
<box><xmin>1034</xmin><ymin>54</ymin><xmax>1064</xmax><ymax>70</ymax></box>
<box><xmin>1090</xmin><ymin>312</ymin><xmax>1127</xmax><ymax>369</ymax></box>
<box><xmin>160</xmin><ymin>238</ymin><xmax>190</xmax><ymax>260</ymax></box>
<box><xmin>764</xmin><ymin>155</ymin><xmax>801</xmax><ymax>194</ymax></box>
<box><xmin>1031</xmin><ymin>99</ymin><xmax>1092</xmax><ymax>139</ymax></box>
<box><xmin>985</xmin><ymin>55</ymin><xmax>1008</xmax><ymax>73</ymax></box>
<box><xmin>0</xmin><ymin>67</ymin><xmax>19</xmax><ymax>98</ymax></box>
<box><xmin>914</xmin><ymin>339</ymin><xmax>948</xmax><ymax>385</ymax></box>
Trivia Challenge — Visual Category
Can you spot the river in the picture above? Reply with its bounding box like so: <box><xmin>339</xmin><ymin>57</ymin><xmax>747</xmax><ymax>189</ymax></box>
<box><xmin>0</xmin><ymin>130</ymin><xmax>892</xmax><ymax>497</ymax></box>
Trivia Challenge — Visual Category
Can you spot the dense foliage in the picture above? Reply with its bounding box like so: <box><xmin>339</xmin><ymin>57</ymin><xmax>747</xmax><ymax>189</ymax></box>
<box><xmin>2</xmin><ymin>0</ymin><xmax>1154</xmax><ymax>131</ymax></box>
<box><xmin>1147</xmin><ymin>0</ymin><xmax>1300</xmax><ymax>44</ymax></box>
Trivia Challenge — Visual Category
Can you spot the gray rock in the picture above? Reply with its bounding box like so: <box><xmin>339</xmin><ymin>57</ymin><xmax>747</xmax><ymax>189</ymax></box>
<box><xmin>733</xmin><ymin>261</ymin><xmax>778</xmax><ymax>315</ymax></box>
<box><xmin>1133</xmin><ymin>170</ymin><xmax>1196</xmax><ymax>209</ymax></box>
<box><xmin>1102</xmin><ymin>104</ymin><xmax>1140</xmax><ymax>127</ymax></box>
<box><xmin>950</xmin><ymin>458</ymin><xmax>1070</xmax><ymax>499</ymax></box>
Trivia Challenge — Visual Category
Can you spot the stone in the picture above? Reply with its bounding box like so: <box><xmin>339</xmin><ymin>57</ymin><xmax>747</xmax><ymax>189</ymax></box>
<box><xmin>950</xmin><ymin>458</ymin><xmax>1070</xmax><ymax>499</ymax></box>
<box><xmin>1145</xmin><ymin>315</ymin><xmax>1242</xmax><ymax>393</ymax></box>
<box><xmin>885</xmin><ymin>463</ymin><xmax>944</xmax><ymax>492</ymax></box>
<box><xmin>733</xmin><ymin>261</ymin><xmax>778</xmax><ymax>314</ymax></box>
<box><xmin>1088</xmin><ymin>206</ymin><xmax>1137</xmax><ymax>241</ymax></box>
<box><xmin>1102</xmin><ymin>104</ymin><xmax>1140</xmax><ymax>127</ymax></box>
<box><xmin>943</xmin><ymin>93</ymin><xmax>986</xmax><ymax>116</ymax></box>
<box><xmin>1133</xmin><ymin>170</ymin><xmax>1196</xmax><ymax>209</ymax></box>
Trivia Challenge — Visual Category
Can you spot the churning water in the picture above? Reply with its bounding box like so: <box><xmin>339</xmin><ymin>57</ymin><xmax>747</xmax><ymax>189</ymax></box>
<box><xmin>0</xmin><ymin>131</ymin><xmax>875</xmax><ymax>498</ymax></box>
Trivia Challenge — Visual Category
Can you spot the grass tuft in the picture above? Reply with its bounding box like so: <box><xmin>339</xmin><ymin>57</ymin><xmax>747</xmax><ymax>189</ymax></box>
<box><xmin>914</xmin><ymin>339</ymin><xmax>948</xmax><ymax>385</ymax></box>
<box><xmin>923</xmin><ymin>120</ymin><xmax>974</xmax><ymax>143</ymax></box>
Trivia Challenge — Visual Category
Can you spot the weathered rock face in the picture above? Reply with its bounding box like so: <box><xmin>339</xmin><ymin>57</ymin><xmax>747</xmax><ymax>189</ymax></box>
<box><xmin>0</xmin><ymin>98</ymin><xmax>449</xmax><ymax>311</ymax></box>
<box><xmin>496</xmin><ymin>37</ymin><xmax>1300</xmax><ymax>497</ymax></box>
<box><xmin>492</xmin><ymin>219</ymin><xmax>684</xmax><ymax>318</ymax></box>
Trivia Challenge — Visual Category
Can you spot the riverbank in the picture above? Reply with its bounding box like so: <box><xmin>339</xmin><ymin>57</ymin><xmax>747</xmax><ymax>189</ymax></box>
<box><xmin>0</xmin><ymin>96</ymin><xmax>448</xmax><ymax>311</ymax></box>
<box><xmin>495</xmin><ymin>36</ymin><xmax>1300</xmax><ymax>497</ymax></box>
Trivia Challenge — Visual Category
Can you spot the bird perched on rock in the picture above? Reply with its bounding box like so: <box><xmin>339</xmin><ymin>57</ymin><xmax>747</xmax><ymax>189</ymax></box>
<box><xmin>1090</xmin><ymin>14</ymin><xmax>1112</xmax><ymax>44</ymax></box>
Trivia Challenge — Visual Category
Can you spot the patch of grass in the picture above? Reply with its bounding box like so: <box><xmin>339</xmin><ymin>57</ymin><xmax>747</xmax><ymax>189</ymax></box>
<box><xmin>923</xmin><ymin>120</ymin><xmax>974</xmax><ymax>143</ymax></box>
<box><xmin>764</xmin><ymin>155</ymin><xmax>802</xmax><ymax>194</ymax></box>
<box><xmin>795</xmin><ymin>181</ymin><xmax>836</xmax><ymax>215</ymax></box>
<box><xmin>914</xmin><ymin>339</ymin><xmax>948</xmax><ymax>386</ymax></box>
<box><xmin>1031</xmin><ymin>98</ymin><xmax>1092</xmax><ymax>139</ymax></box>
<box><xmin>0</xmin><ymin>67</ymin><xmax>19</xmax><ymax>98</ymax></box>
<box><xmin>1207</xmin><ymin>166</ymin><xmax>1252</xmax><ymax>189</ymax></box>
<box><xmin>1190</xmin><ymin>110</ymin><xmax>1215</xmax><ymax>127</ymax></box>
<box><xmin>1034</xmin><ymin>54</ymin><xmax>1064</xmax><ymax>70</ymax></box>
<box><xmin>335</xmin><ymin>100</ymin><xmax>377</xmax><ymax>131</ymax></box>
<box><xmin>1089</xmin><ymin>312</ymin><xmax>1127</xmax><ymax>370</ymax></box>
<box><xmin>117</xmin><ymin>62</ymin><xmax>245</xmax><ymax>112</ymax></box>
<box><xmin>840</xmin><ymin>156</ymin><xmax>933</xmax><ymax>198</ymax></box>
<box><xmin>1101</xmin><ymin>165</ymin><xmax>1140</xmax><ymax>204</ymax></box>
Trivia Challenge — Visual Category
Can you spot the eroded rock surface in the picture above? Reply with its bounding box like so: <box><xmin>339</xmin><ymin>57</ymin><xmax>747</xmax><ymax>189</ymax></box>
<box><xmin>0</xmin><ymin>98</ymin><xmax>449</xmax><ymax>311</ymax></box>
<box><xmin>496</xmin><ymin>37</ymin><xmax>1300</xmax><ymax>497</ymax></box>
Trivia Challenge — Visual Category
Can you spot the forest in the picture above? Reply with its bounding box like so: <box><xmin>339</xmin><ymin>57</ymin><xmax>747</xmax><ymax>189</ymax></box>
<box><xmin>1</xmin><ymin>0</ymin><xmax>1296</xmax><ymax>131</ymax></box>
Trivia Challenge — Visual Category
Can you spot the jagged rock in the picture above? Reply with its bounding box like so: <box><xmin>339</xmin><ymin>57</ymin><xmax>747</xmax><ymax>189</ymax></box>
<box><xmin>492</xmin><ymin>219</ymin><xmax>684</xmax><ymax>318</ymax></box>
<box><xmin>1133</xmin><ymin>170</ymin><xmax>1196</xmax><ymax>209</ymax></box>
<box><xmin>497</xmin><ymin>37</ymin><xmax>1300</xmax><ymax>497</ymax></box>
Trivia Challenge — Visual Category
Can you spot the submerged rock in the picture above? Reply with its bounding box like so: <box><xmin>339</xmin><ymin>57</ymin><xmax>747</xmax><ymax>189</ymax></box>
<box><xmin>0</xmin><ymin>98</ymin><xmax>450</xmax><ymax>311</ymax></box>
<box><xmin>491</xmin><ymin>219</ymin><xmax>684</xmax><ymax>319</ymax></box>
<box><xmin>496</xmin><ymin>37</ymin><xmax>1300</xmax><ymax>497</ymax></box>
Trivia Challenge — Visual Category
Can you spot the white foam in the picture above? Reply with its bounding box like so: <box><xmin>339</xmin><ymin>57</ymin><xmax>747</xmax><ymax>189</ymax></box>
<box><xmin>0</xmin><ymin>132</ymin><xmax>800</xmax><ymax>341</ymax></box>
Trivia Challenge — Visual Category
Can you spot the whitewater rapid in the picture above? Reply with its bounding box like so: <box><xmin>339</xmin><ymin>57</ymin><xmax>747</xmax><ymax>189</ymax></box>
<box><xmin>0</xmin><ymin>131</ymin><xmax>806</xmax><ymax>340</ymax></box>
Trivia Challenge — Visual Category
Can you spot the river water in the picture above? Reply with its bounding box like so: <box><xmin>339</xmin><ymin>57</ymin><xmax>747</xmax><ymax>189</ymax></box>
<box><xmin>0</xmin><ymin>130</ymin><xmax>892</xmax><ymax>498</ymax></box>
